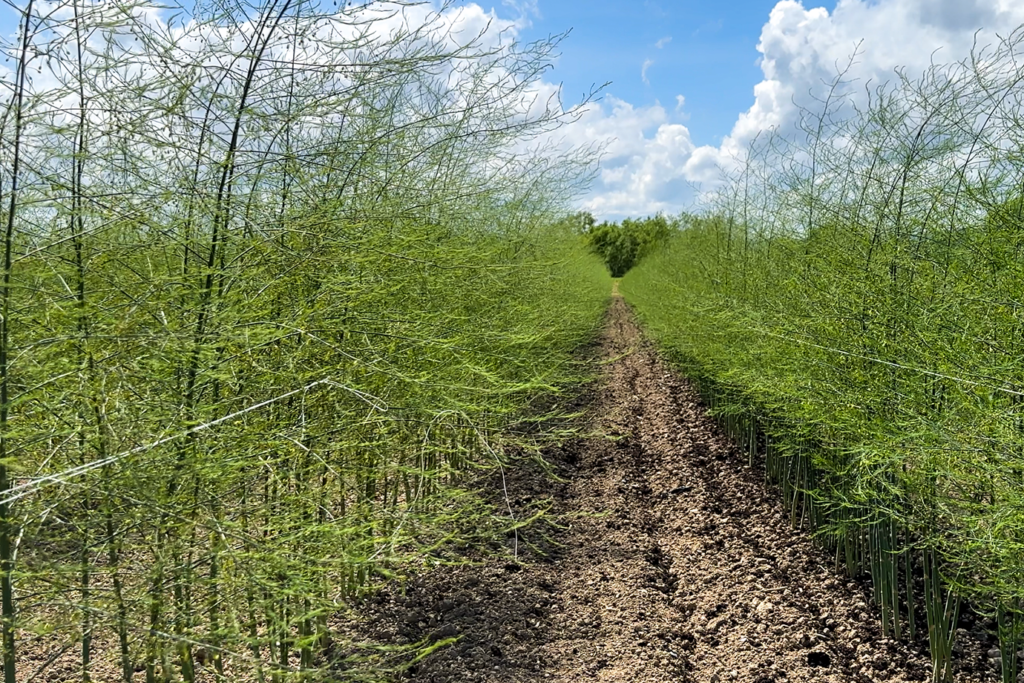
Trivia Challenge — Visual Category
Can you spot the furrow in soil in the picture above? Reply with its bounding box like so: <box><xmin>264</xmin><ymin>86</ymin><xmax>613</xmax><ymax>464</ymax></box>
<box><xmin>352</xmin><ymin>296</ymin><xmax>997</xmax><ymax>683</ymax></box>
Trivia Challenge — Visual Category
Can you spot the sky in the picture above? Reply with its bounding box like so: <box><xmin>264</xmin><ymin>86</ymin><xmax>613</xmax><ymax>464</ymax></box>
<box><xmin>513</xmin><ymin>0</ymin><xmax>817</xmax><ymax>149</ymax></box>
<box><xmin>490</xmin><ymin>0</ymin><xmax>1024</xmax><ymax>220</ymax></box>
<box><xmin>4</xmin><ymin>0</ymin><xmax>1024</xmax><ymax>220</ymax></box>
<box><xmin>512</xmin><ymin>0</ymin><xmax>817</xmax><ymax>218</ymax></box>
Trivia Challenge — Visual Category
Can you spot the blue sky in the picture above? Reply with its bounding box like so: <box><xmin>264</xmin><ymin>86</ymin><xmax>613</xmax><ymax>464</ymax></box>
<box><xmin>501</xmin><ymin>0</ymin><xmax>1024</xmax><ymax>219</ymax></box>
<box><xmin>515</xmin><ymin>0</ymin><xmax>835</xmax><ymax>148</ymax></box>
<box><xmin>5</xmin><ymin>0</ymin><xmax>1024</xmax><ymax>220</ymax></box>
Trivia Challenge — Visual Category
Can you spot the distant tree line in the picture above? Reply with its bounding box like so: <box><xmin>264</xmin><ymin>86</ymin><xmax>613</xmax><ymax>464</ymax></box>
<box><xmin>571</xmin><ymin>212</ymin><xmax>675</xmax><ymax>277</ymax></box>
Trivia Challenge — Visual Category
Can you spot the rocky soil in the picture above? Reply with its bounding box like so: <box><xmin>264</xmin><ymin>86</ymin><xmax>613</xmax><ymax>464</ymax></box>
<box><xmin>351</xmin><ymin>296</ymin><xmax>1002</xmax><ymax>683</ymax></box>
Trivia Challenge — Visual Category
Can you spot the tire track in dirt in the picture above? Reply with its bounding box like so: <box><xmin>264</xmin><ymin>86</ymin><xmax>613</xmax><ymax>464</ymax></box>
<box><xmin>349</xmin><ymin>296</ymin><xmax>998</xmax><ymax>683</ymax></box>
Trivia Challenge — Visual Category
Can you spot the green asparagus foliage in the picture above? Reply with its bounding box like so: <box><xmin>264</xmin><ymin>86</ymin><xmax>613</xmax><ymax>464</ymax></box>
<box><xmin>624</xmin><ymin>28</ymin><xmax>1024</xmax><ymax>682</ymax></box>
<box><xmin>0</xmin><ymin>0</ymin><xmax>610</xmax><ymax>679</ymax></box>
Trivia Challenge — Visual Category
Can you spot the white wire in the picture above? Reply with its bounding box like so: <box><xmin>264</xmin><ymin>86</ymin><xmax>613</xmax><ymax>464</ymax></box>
<box><xmin>0</xmin><ymin>377</ymin><xmax>384</xmax><ymax>507</ymax></box>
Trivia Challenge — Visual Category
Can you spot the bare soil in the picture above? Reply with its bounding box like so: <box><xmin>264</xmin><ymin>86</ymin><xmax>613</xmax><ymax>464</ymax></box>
<box><xmin>353</xmin><ymin>296</ymin><xmax>1002</xmax><ymax>683</ymax></box>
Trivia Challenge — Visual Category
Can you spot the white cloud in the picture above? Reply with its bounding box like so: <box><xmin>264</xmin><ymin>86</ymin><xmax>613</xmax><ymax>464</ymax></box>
<box><xmin>501</xmin><ymin>0</ymin><xmax>540</xmax><ymax>29</ymax></box>
<box><xmin>567</xmin><ymin>0</ymin><xmax>1024</xmax><ymax>220</ymax></box>
<box><xmin>552</xmin><ymin>97</ymin><xmax>698</xmax><ymax>219</ymax></box>
<box><xmin>686</xmin><ymin>0</ymin><xmax>1024</xmax><ymax>184</ymax></box>
<box><xmin>641</xmin><ymin>58</ymin><xmax>654</xmax><ymax>85</ymax></box>
<box><xmin>34</xmin><ymin>0</ymin><xmax>1022</xmax><ymax>223</ymax></box>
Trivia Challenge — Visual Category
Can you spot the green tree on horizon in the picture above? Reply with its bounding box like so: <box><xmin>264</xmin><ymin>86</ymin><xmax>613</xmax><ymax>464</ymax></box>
<box><xmin>585</xmin><ymin>214</ymin><xmax>674</xmax><ymax>277</ymax></box>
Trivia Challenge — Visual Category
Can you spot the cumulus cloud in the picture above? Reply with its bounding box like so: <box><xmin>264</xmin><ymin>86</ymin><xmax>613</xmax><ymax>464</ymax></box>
<box><xmin>686</xmin><ymin>0</ymin><xmax>1024</xmax><ymax>184</ymax></box>
<box><xmin>26</xmin><ymin>0</ymin><xmax>1022</xmax><ymax>222</ymax></box>
<box><xmin>551</xmin><ymin>97</ymin><xmax>698</xmax><ymax>219</ymax></box>
<box><xmin>572</xmin><ymin>0</ymin><xmax>1024</xmax><ymax>219</ymax></box>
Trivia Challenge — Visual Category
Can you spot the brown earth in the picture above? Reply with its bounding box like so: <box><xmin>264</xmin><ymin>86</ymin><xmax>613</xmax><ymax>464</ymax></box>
<box><xmin>352</xmin><ymin>296</ymin><xmax>1002</xmax><ymax>683</ymax></box>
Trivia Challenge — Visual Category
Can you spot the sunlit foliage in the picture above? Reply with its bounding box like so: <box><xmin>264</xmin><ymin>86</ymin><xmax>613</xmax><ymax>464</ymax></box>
<box><xmin>583</xmin><ymin>214</ymin><xmax>674</xmax><ymax>277</ymax></box>
<box><xmin>625</xmin><ymin>28</ymin><xmax>1024</xmax><ymax>683</ymax></box>
<box><xmin>0</xmin><ymin>0</ymin><xmax>610</xmax><ymax>679</ymax></box>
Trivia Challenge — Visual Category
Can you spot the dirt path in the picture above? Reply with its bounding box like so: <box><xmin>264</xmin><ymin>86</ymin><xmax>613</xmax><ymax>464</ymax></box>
<box><xmin>354</xmin><ymin>297</ymin><xmax>997</xmax><ymax>683</ymax></box>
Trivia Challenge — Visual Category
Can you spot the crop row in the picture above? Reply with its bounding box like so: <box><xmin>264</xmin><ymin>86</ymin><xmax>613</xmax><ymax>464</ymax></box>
<box><xmin>0</xmin><ymin>1</ymin><xmax>609</xmax><ymax>680</ymax></box>
<box><xmin>624</xmin><ymin>29</ymin><xmax>1024</xmax><ymax>683</ymax></box>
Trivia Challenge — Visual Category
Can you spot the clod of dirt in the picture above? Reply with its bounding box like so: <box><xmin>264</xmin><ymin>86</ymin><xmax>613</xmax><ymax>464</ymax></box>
<box><xmin>430</xmin><ymin>624</ymin><xmax>458</xmax><ymax>642</ymax></box>
<box><xmin>808</xmin><ymin>651</ymin><xmax>832</xmax><ymax>667</ymax></box>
